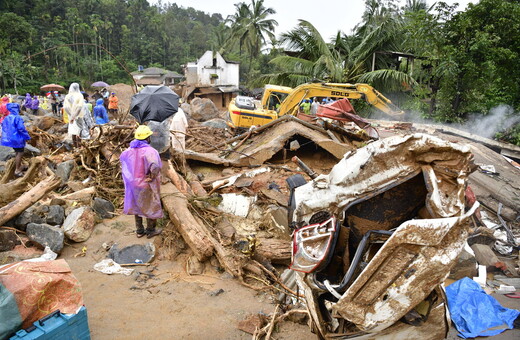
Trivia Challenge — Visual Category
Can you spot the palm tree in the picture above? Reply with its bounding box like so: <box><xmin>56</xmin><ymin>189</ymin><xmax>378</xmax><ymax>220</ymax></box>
<box><xmin>225</xmin><ymin>0</ymin><xmax>278</xmax><ymax>64</ymax></box>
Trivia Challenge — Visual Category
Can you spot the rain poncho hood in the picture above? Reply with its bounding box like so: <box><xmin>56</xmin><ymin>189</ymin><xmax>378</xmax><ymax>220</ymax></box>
<box><xmin>1</xmin><ymin>103</ymin><xmax>30</xmax><ymax>148</ymax></box>
<box><xmin>93</xmin><ymin>98</ymin><xmax>109</xmax><ymax>124</ymax></box>
<box><xmin>0</xmin><ymin>97</ymin><xmax>9</xmax><ymax>122</ymax></box>
<box><xmin>120</xmin><ymin>139</ymin><xmax>163</xmax><ymax>219</ymax></box>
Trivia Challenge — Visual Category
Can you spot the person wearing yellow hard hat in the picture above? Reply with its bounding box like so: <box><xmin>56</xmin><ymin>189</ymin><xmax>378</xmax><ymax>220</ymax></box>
<box><xmin>120</xmin><ymin>125</ymin><xmax>163</xmax><ymax>238</ymax></box>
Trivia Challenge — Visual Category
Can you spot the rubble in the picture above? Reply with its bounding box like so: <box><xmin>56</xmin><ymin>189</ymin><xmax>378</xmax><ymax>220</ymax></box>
<box><xmin>189</xmin><ymin>97</ymin><xmax>220</xmax><ymax>121</ymax></box>
<box><xmin>109</xmin><ymin>243</ymin><xmax>155</xmax><ymax>265</ymax></box>
<box><xmin>0</xmin><ymin>229</ymin><xmax>20</xmax><ymax>252</ymax></box>
<box><xmin>26</xmin><ymin>223</ymin><xmax>64</xmax><ymax>254</ymax></box>
<box><xmin>92</xmin><ymin>197</ymin><xmax>115</xmax><ymax>219</ymax></box>
<box><xmin>62</xmin><ymin>207</ymin><xmax>97</xmax><ymax>242</ymax></box>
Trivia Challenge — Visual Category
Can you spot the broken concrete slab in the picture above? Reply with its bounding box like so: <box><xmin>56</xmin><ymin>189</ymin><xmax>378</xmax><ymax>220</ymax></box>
<box><xmin>26</xmin><ymin>223</ymin><xmax>64</xmax><ymax>254</ymax></box>
<box><xmin>471</xmin><ymin>244</ymin><xmax>500</xmax><ymax>267</ymax></box>
<box><xmin>62</xmin><ymin>206</ymin><xmax>97</xmax><ymax>242</ymax></box>
<box><xmin>109</xmin><ymin>243</ymin><xmax>155</xmax><ymax>265</ymax></box>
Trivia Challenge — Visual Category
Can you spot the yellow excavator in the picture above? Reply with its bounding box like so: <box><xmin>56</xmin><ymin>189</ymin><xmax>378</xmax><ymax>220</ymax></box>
<box><xmin>228</xmin><ymin>82</ymin><xmax>404</xmax><ymax>128</ymax></box>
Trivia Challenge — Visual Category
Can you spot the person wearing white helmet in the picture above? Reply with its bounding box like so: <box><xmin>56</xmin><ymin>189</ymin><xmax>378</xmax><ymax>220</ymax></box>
<box><xmin>120</xmin><ymin>125</ymin><xmax>163</xmax><ymax>238</ymax></box>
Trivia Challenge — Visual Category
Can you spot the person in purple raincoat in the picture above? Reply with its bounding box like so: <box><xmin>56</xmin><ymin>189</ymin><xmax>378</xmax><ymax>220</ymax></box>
<box><xmin>23</xmin><ymin>93</ymin><xmax>32</xmax><ymax>113</ymax></box>
<box><xmin>30</xmin><ymin>95</ymin><xmax>39</xmax><ymax>115</ymax></box>
<box><xmin>120</xmin><ymin>125</ymin><xmax>163</xmax><ymax>238</ymax></box>
<box><xmin>1</xmin><ymin>103</ymin><xmax>31</xmax><ymax>176</ymax></box>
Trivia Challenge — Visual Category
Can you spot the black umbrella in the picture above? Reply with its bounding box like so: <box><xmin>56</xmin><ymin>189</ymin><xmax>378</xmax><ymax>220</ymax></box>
<box><xmin>130</xmin><ymin>85</ymin><xmax>179</xmax><ymax>123</ymax></box>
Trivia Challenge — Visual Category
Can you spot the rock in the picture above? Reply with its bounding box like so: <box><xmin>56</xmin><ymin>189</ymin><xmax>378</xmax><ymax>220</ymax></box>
<box><xmin>36</xmin><ymin>116</ymin><xmax>55</xmax><ymax>130</ymax></box>
<box><xmin>187</xmin><ymin>256</ymin><xmax>205</xmax><ymax>275</ymax></box>
<box><xmin>208</xmin><ymin>288</ymin><xmax>224</xmax><ymax>297</ymax></box>
<box><xmin>0</xmin><ymin>230</ymin><xmax>20</xmax><ymax>252</ymax></box>
<box><xmin>109</xmin><ymin>243</ymin><xmax>155</xmax><ymax>264</ymax></box>
<box><xmin>0</xmin><ymin>145</ymin><xmax>15</xmax><ymax>162</ymax></box>
<box><xmin>15</xmin><ymin>207</ymin><xmax>45</xmax><ymax>231</ymax></box>
<box><xmin>26</xmin><ymin>223</ymin><xmax>64</xmax><ymax>254</ymax></box>
<box><xmin>189</xmin><ymin>97</ymin><xmax>219</xmax><ymax>122</ymax></box>
<box><xmin>24</xmin><ymin>144</ymin><xmax>41</xmax><ymax>156</ymax></box>
<box><xmin>237</xmin><ymin>313</ymin><xmax>268</xmax><ymax>335</ymax></box>
<box><xmin>181</xmin><ymin>102</ymin><xmax>191</xmax><ymax>115</ymax></box>
<box><xmin>92</xmin><ymin>197</ymin><xmax>115</xmax><ymax>219</ymax></box>
<box><xmin>0</xmin><ymin>245</ymin><xmax>43</xmax><ymax>264</ymax></box>
<box><xmin>62</xmin><ymin>206</ymin><xmax>97</xmax><ymax>242</ymax></box>
<box><xmin>45</xmin><ymin>205</ymin><xmax>65</xmax><ymax>225</ymax></box>
<box><xmin>201</xmin><ymin>118</ymin><xmax>228</xmax><ymax>129</ymax></box>
<box><xmin>56</xmin><ymin>160</ymin><xmax>75</xmax><ymax>185</ymax></box>
<box><xmin>471</xmin><ymin>243</ymin><xmax>500</xmax><ymax>267</ymax></box>
<box><xmin>449</xmin><ymin>248</ymin><xmax>478</xmax><ymax>280</ymax></box>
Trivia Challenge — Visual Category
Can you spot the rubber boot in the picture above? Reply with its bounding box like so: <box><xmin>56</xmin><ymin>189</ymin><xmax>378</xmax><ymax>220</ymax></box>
<box><xmin>135</xmin><ymin>215</ymin><xmax>145</xmax><ymax>238</ymax></box>
<box><xmin>146</xmin><ymin>219</ymin><xmax>162</xmax><ymax>239</ymax></box>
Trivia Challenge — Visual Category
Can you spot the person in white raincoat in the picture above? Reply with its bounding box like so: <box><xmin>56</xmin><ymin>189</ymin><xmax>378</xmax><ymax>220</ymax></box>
<box><xmin>63</xmin><ymin>83</ymin><xmax>85</xmax><ymax>147</ymax></box>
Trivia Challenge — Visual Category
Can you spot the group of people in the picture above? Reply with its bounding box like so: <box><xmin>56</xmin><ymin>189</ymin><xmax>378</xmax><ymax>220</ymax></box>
<box><xmin>300</xmin><ymin>97</ymin><xmax>335</xmax><ymax>115</ymax></box>
<box><xmin>63</xmin><ymin>83</ymin><xmax>111</xmax><ymax>147</ymax></box>
<box><xmin>1</xmin><ymin>83</ymin><xmax>162</xmax><ymax>238</ymax></box>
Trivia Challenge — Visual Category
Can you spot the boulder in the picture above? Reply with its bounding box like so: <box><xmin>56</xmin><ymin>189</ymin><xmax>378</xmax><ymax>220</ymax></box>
<box><xmin>46</xmin><ymin>205</ymin><xmax>65</xmax><ymax>225</ymax></box>
<box><xmin>190</xmin><ymin>97</ymin><xmax>219</xmax><ymax>122</ymax></box>
<box><xmin>0</xmin><ymin>230</ymin><xmax>20</xmax><ymax>252</ymax></box>
<box><xmin>0</xmin><ymin>146</ymin><xmax>15</xmax><ymax>162</ymax></box>
<box><xmin>201</xmin><ymin>118</ymin><xmax>228</xmax><ymax>129</ymax></box>
<box><xmin>56</xmin><ymin>160</ymin><xmax>75</xmax><ymax>185</ymax></box>
<box><xmin>24</xmin><ymin>144</ymin><xmax>41</xmax><ymax>157</ymax></box>
<box><xmin>62</xmin><ymin>206</ymin><xmax>97</xmax><ymax>242</ymax></box>
<box><xmin>26</xmin><ymin>223</ymin><xmax>64</xmax><ymax>254</ymax></box>
<box><xmin>92</xmin><ymin>197</ymin><xmax>115</xmax><ymax>219</ymax></box>
<box><xmin>36</xmin><ymin>116</ymin><xmax>55</xmax><ymax>130</ymax></box>
<box><xmin>180</xmin><ymin>102</ymin><xmax>191</xmax><ymax>115</ymax></box>
<box><xmin>15</xmin><ymin>207</ymin><xmax>45</xmax><ymax>231</ymax></box>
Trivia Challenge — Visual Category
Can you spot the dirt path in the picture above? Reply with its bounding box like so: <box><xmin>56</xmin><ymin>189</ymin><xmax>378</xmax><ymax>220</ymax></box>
<box><xmin>60</xmin><ymin>214</ymin><xmax>312</xmax><ymax>339</ymax></box>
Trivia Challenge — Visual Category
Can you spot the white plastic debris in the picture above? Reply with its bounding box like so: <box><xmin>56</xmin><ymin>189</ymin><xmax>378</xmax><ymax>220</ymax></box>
<box><xmin>25</xmin><ymin>246</ymin><xmax>58</xmax><ymax>262</ymax></box>
<box><xmin>93</xmin><ymin>259</ymin><xmax>134</xmax><ymax>276</ymax></box>
<box><xmin>478</xmin><ymin>164</ymin><xmax>496</xmax><ymax>173</ymax></box>
<box><xmin>496</xmin><ymin>285</ymin><xmax>516</xmax><ymax>294</ymax></box>
<box><xmin>217</xmin><ymin>193</ymin><xmax>257</xmax><ymax>217</ymax></box>
<box><xmin>473</xmin><ymin>265</ymin><xmax>487</xmax><ymax>288</ymax></box>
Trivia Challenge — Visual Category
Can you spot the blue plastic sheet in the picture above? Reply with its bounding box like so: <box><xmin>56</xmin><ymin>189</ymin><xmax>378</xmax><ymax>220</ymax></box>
<box><xmin>445</xmin><ymin>277</ymin><xmax>520</xmax><ymax>338</ymax></box>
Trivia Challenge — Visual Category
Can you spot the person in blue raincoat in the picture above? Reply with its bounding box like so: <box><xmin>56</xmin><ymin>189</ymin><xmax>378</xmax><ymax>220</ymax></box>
<box><xmin>1</xmin><ymin>103</ymin><xmax>31</xmax><ymax>176</ymax></box>
<box><xmin>93</xmin><ymin>98</ymin><xmax>109</xmax><ymax>124</ymax></box>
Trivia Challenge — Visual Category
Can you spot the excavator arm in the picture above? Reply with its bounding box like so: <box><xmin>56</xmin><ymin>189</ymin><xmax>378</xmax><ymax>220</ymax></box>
<box><xmin>278</xmin><ymin>83</ymin><xmax>404</xmax><ymax>117</ymax></box>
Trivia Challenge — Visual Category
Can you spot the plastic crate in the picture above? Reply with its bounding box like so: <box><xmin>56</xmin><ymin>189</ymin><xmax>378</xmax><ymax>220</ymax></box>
<box><xmin>10</xmin><ymin>306</ymin><xmax>91</xmax><ymax>340</ymax></box>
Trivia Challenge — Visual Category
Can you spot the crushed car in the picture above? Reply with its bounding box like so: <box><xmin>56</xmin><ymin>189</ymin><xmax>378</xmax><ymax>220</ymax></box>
<box><xmin>285</xmin><ymin>133</ymin><xmax>478</xmax><ymax>339</ymax></box>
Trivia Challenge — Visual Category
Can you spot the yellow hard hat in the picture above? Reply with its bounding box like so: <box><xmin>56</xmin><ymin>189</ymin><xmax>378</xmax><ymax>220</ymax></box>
<box><xmin>135</xmin><ymin>125</ymin><xmax>153</xmax><ymax>140</ymax></box>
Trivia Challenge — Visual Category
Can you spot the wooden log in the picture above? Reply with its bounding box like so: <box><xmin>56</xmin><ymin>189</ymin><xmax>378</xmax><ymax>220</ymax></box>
<box><xmin>55</xmin><ymin>186</ymin><xmax>96</xmax><ymax>201</ymax></box>
<box><xmin>0</xmin><ymin>175</ymin><xmax>61</xmax><ymax>226</ymax></box>
<box><xmin>184</xmin><ymin>166</ymin><xmax>208</xmax><ymax>197</ymax></box>
<box><xmin>161</xmin><ymin>182</ymin><xmax>214</xmax><ymax>261</ymax></box>
<box><xmin>162</xmin><ymin>161</ymin><xmax>193</xmax><ymax>197</ymax></box>
<box><xmin>0</xmin><ymin>157</ymin><xmax>46</xmax><ymax>205</ymax></box>
<box><xmin>100</xmin><ymin>143</ymin><xmax>120</xmax><ymax>164</ymax></box>
<box><xmin>256</xmin><ymin>238</ymin><xmax>291</xmax><ymax>264</ymax></box>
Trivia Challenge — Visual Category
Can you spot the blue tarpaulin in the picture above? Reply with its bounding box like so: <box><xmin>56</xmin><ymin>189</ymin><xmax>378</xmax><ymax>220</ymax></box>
<box><xmin>445</xmin><ymin>277</ymin><xmax>520</xmax><ymax>338</ymax></box>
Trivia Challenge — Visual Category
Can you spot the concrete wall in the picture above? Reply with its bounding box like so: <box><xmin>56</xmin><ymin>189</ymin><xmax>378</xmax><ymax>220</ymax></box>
<box><xmin>185</xmin><ymin>51</ymin><xmax>239</xmax><ymax>87</ymax></box>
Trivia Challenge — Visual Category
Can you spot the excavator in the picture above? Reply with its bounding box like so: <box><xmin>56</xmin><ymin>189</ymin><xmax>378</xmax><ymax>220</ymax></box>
<box><xmin>228</xmin><ymin>82</ymin><xmax>404</xmax><ymax>129</ymax></box>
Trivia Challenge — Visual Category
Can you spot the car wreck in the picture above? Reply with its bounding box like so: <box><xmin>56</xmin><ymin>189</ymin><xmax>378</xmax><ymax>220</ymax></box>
<box><xmin>286</xmin><ymin>133</ymin><xmax>479</xmax><ymax>339</ymax></box>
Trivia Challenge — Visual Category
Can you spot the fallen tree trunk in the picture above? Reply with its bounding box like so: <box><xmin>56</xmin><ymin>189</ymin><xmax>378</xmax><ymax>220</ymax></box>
<box><xmin>0</xmin><ymin>175</ymin><xmax>61</xmax><ymax>226</ymax></box>
<box><xmin>0</xmin><ymin>157</ymin><xmax>46</xmax><ymax>205</ymax></box>
<box><xmin>161</xmin><ymin>182</ymin><xmax>214</xmax><ymax>261</ymax></box>
<box><xmin>163</xmin><ymin>161</ymin><xmax>193</xmax><ymax>197</ymax></box>
<box><xmin>256</xmin><ymin>238</ymin><xmax>291</xmax><ymax>264</ymax></box>
<box><xmin>184</xmin><ymin>166</ymin><xmax>207</xmax><ymax>197</ymax></box>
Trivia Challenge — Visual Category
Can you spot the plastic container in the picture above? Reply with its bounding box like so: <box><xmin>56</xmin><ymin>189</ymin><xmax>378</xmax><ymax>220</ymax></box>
<box><xmin>10</xmin><ymin>306</ymin><xmax>91</xmax><ymax>340</ymax></box>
